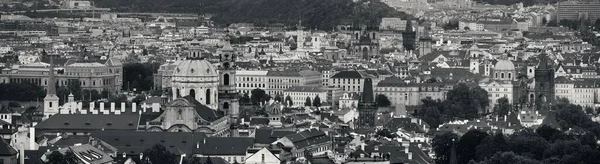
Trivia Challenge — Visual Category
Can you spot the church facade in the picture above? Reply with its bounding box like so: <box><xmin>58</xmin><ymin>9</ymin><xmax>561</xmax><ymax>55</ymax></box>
<box><xmin>146</xmin><ymin>40</ymin><xmax>239</xmax><ymax>136</ymax></box>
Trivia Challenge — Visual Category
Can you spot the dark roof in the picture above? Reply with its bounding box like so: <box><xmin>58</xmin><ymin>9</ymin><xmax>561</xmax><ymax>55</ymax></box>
<box><xmin>182</xmin><ymin>95</ymin><xmax>223</xmax><ymax>122</ymax></box>
<box><xmin>201</xmin><ymin>137</ymin><xmax>255</xmax><ymax>155</ymax></box>
<box><xmin>185</xmin><ymin>157</ymin><xmax>229</xmax><ymax>164</ymax></box>
<box><xmin>91</xmin><ymin>131</ymin><xmax>208</xmax><ymax>155</ymax></box>
<box><xmin>35</xmin><ymin>114</ymin><xmax>140</xmax><ymax>132</ymax></box>
<box><xmin>254</xmin><ymin>128</ymin><xmax>296</xmax><ymax>144</ymax></box>
<box><xmin>0</xmin><ymin>138</ymin><xmax>16</xmax><ymax>156</ymax></box>
<box><xmin>283</xmin><ymin>129</ymin><xmax>330</xmax><ymax>149</ymax></box>
<box><xmin>331</xmin><ymin>71</ymin><xmax>365</xmax><ymax>79</ymax></box>
<box><xmin>24</xmin><ymin>150</ymin><xmax>44</xmax><ymax>164</ymax></box>
<box><xmin>250</xmin><ymin>117</ymin><xmax>270</xmax><ymax>126</ymax></box>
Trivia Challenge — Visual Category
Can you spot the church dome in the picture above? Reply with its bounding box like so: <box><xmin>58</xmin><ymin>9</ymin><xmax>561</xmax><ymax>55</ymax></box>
<box><xmin>494</xmin><ymin>59</ymin><xmax>515</xmax><ymax>71</ymax></box>
<box><xmin>173</xmin><ymin>59</ymin><xmax>218</xmax><ymax>77</ymax></box>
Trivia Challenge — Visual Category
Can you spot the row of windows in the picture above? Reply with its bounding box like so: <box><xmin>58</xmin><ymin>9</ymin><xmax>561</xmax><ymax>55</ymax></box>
<box><xmin>237</xmin><ymin>77</ymin><xmax>265</xmax><ymax>82</ymax></box>
<box><xmin>332</xmin><ymin>78</ymin><xmax>361</xmax><ymax>85</ymax></box>
<box><xmin>486</xmin><ymin>88</ymin><xmax>510</xmax><ymax>92</ymax></box>
<box><xmin>269</xmin><ymin>79</ymin><xmax>300</xmax><ymax>83</ymax></box>
<box><xmin>238</xmin><ymin>83</ymin><xmax>266</xmax><ymax>88</ymax></box>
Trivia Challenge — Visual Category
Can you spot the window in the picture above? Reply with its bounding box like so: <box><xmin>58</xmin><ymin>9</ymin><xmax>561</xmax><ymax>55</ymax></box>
<box><xmin>262</xmin><ymin>154</ymin><xmax>265</xmax><ymax>162</ymax></box>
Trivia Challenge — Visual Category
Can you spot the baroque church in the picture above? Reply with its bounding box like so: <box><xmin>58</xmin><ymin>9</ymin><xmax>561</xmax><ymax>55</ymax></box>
<box><xmin>146</xmin><ymin>39</ymin><xmax>239</xmax><ymax>136</ymax></box>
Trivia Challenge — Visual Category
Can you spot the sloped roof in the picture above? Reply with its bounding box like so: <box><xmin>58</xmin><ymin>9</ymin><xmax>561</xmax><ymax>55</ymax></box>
<box><xmin>331</xmin><ymin>71</ymin><xmax>365</xmax><ymax>79</ymax></box>
<box><xmin>0</xmin><ymin>138</ymin><xmax>16</xmax><ymax>156</ymax></box>
<box><xmin>181</xmin><ymin>95</ymin><xmax>223</xmax><ymax>122</ymax></box>
<box><xmin>91</xmin><ymin>131</ymin><xmax>207</xmax><ymax>155</ymax></box>
<box><xmin>35</xmin><ymin>114</ymin><xmax>140</xmax><ymax>132</ymax></box>
<box><xmin>283</xmin><ymin>129</ymin><xmax>330</xmax><ymax>149</ymax></box>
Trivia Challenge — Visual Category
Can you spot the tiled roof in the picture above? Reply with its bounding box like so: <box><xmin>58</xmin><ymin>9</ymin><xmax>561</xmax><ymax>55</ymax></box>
<box><xmin>331</xmin><ymin>71</ymin><xmax>365</xmax><ymax>79</ymax></box>
<box><xmin>35</xmin><ymin>114</ymin><xmax>140</xmax><ymax>132</ymax></box>
<box><xmin>201</xmin><ymin>137</ymin><xmax>254</xmax><ymax>155</ymax></box>
<box><xmin>91</xmin><ymin>131</ymin><xmax>207</xmax><ymax>155</ymax></box>
<box><xmin>182</xmin><ymin>95</ymin><xmax>223</xmax><ymax>122</ymax></box>
<box><xmin>283</xmin><ymin>129</ymin><xmax>330</xmax><ymax>149</ymax></box>
<box><xmin>0</xmin><ymin>138</ymin><xmax>16</xmax><ymax>156</ymax></box>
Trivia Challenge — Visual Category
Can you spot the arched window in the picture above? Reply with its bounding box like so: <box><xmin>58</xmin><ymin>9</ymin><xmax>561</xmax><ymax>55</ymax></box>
<box><xmin>495</xmin><ymin>73</ymin><xmax>498</xmax><ymax>78</ymax></box>
<box><xmin>223</xmin><ymin>102</ymin><xmax>229</xmax><ymax>110</ymax></box>
<box><xmin>224</xmin><ymin>74</ymin><xmax>230</xmax><ymax>86</ymax></box>
<box><xmin>177</xmin><ymin>109</ymin><xmax>183</xmax><ymax>120</ymax></box>
<box><xmin>206</xmin><ymin>89</ymin><xmax>211</xmax><ymax>104</ymax></box>
<box><xmin>176</xmin><ymin>89</ymin><xmax>180</xmax><ymax>98</ymax></box>
<box><xmin>190</xmin><ymin>89</ymin><xmax>196</xmax><ymax>99</ymax></box>
<box><xmin>508</xmin><ymin>73</ymin><xmax>512</xmax><ymax>79</ymax></box>
<box><xmin>501</xmin><ymin>73</ymin><xmax>505</xmax><ymax>79</ymax></box>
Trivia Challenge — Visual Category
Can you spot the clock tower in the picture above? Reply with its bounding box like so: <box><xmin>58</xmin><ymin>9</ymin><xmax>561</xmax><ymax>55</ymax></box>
<box><xmin>218</xmin><ymin>44</ymin><xmax>239</xmax><ymax>119</ymax></box>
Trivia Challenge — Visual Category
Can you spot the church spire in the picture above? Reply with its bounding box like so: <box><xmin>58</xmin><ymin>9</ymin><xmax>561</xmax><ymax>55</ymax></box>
<box><xmin>362</xmin><ymin>78</ymin><xmax>374</xmax><ymax>103</ymax></box>
<box><xmin>47</xmin><ymin>57</ymin><xmax>56</xmax><ymax>96</ymax></box>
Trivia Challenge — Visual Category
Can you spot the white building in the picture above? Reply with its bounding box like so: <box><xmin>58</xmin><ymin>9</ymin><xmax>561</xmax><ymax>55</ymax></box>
<box><xmin>236</xmin><ymin>70</ymin><xmax>268</xmax><ymax>94</ymax></box>
<box><xmin>245</xmin><ymin>147</ymin><xmax>281</xmax><ymax>164</ymax></box>
<box><xmin>283</xmin><ymin>86</ymin><xmax>328</xmax><ymax>107</ymax></box>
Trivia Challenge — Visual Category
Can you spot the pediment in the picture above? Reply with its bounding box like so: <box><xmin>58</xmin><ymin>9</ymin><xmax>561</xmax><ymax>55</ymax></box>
<box><xmin>168</xmin><ymin>98</ymin><xmax>194</xmax><ymax>107</ymax></box>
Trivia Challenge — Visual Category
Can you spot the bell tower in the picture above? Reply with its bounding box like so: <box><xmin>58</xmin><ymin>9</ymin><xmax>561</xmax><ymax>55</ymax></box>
<box><xmin>44</xmin><ymin>56</ymin><xmax>59</xmax><ymax>119</ymax></box>
<box><xmin>218</xmin><ymin>43</ymin><xmax>239</xmax><ymax>119</ymax></box>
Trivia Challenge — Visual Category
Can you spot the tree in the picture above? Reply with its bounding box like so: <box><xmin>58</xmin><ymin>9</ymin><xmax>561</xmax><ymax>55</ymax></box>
<box><xmin>478</xmin><ymin>152</ymin><xmax>541</xmax><ymax>164</ymax></box>
<box><xmin>132</xmin><ymin>94</ymin><xmax>146</xmax><ymax>104</ymax></box>
<box><xmin>110</xmin><ymin>94</ymin><xmax>128</xmax><ymax>104</ymax></box>
<box><xmin>535</xmin><ymin>125</ymin><xmax>563</xmax><ymax>142</ymax></box>
<box><xmin>443</xmin><ymin>83</ymin><xmax>489</xmax><ymax>120</ymax></box>
<box><xmin>432</xmin><ymin>132</ymin><xmax>459</xmax><ymax>164</ymax></box>
<box><xmin>142</xmin><ymin>144</ymin><xmax>177</xmax><ymax>164</ymax></box>
<box><xmin>285</xmin><ymin>95</ymin><xmax>293</xmax><ymax>106</ymax></box>
<box><xmin>304</xmin><ymin>97</ymin><xmax>312</xmax><ymax>107</ymax></box>
<box><xmin>416</xmin><ymin>97</ymin><xmax>443</xmax><ymax>128</ymax></box>
<box><xmin>457</xmin><ymin>129</ymin><xmax>489</xmax><ymax>163</ymax></box>
<box><xmin>90</xmin><ymin>90</ymin><xmax>101</xmax><ymax>101</ymax></box>
<box><xmin>250</xmin><ymin>88</ymin><xmax>267</xmax><ymax>105</ymax></box>
<box><xmin>274</xmin><ymin>94</ymin><xmax>283</xmax><ymax>102</ymax></box>
<box><xmin>313</xmin><ymin>95</ymin><xmax>321</xmax><ymax>107</ymax></box>
<box><xmin>475</xmin><ymin>133</ymin><xmax>509</xmax><ymax>161</ymax></box>
<box><xmin>240</xmin><ymin>93</ymin><xmax>251</xmax><ymax>104</ymax></box>
<box><xmin>101</xmin><ymin>90</ymin><xmax>110</xmax><ymax>99</ymax></box>
<box><xmin>375</xmin><ymin>94</ymin><xmax>391</xmax><ymax>107</ymax></box>
<box><xmin>508</xmin><ymin>129</ymin><xmax>550</xmax><ymax>160</ymax></box>
<box><xmin>493</xmin><ymin>97</ymin><xmax>511</xmax><ymax>116</ymax></box>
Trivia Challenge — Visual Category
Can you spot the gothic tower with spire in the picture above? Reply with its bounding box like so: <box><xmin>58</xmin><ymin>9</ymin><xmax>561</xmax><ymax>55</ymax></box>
<box><xmin>218</xmin><ymin>43</ymin><xmax>239</xmax><ymax>120</ymax></box>
<box><xmin>43</xmin><ymin>57</ymin><xmax>59</xmax><ymax>119</ymax></box>
<box><xmin>403</xmin><ymin>20</ymin><xmax>417</xmax><ymax>51</ymax></box>
<box><xmin>357</xmin><ymin>78</ymin><xmax>377</xmax><ymax>129</ymax></box>
<box><xmin>534</xmin><ymin>53</ymin><xmax>555</xmax><ymax>110</ymax></box>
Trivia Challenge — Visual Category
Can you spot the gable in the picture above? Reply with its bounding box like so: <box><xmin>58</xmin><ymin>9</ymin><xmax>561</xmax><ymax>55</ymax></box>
<box><xmin>246</xmin><ymin>148</ymin><xmax>280</xmax><ymax>163</ymax></box>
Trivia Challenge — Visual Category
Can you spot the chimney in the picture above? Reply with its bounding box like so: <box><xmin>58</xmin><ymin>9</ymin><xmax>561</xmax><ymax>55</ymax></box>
<box><xmin>360</xmin><ymin>143</ymin><xmax>365</xmax><ymax>150</ymax></box>
<box><xmin>100</xmin><ymin>102</ymin><xmax>105</xmax><ymax>113</ymax></box>
<box><xmin>408</xmin><ymin>152</ymin><xmax>412</xmax><ymax>160</ymax></box>
<box><xmin>110</xmin><ymin>103</ymin><xmax>116</xmax><ymax>114</ymax></box>
<box><xmin>90</xmin><ymin>102</ymin><xmax>95</xmax><ymax>112</ymax></box>
<box><xmin>504</xmin><ymin>115</ymin><xmax>507</xmax><ymax>122</ymax></box>
<box><xmin>404</xmin><ymin>146</ymin><xmax>409</xmax><ymax>154</ymax></box>
<box><xmin>28</xmin><ymin>127</ymin><xmax>35</xmax><ymax>150</ymax></box>
<box><xmin>120</xmin><ymin>103</ymin><xmax>126</xmax><ymax>112</ymax></box>
<box><xmin>132</xmin><ymin>103</ymin><xmax>137</xmax><ymax>113</ymax></box>
<box><xmin>19</xmin><ymin>142</ymin><xmax>24</xmax><ymax>164</ymax></box>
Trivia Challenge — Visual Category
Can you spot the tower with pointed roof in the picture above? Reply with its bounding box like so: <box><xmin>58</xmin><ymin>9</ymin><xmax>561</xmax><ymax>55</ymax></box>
<box><xmin>43</xmin><ymin>57</ymin><xmax>59</xmax><ymax>119</ymax></box>
<box><xmin>533</xmin><ymin>53</ymin><xmax>555</xmax><ymax>110</ymax></box>
<box><xmin>402</xmin><ymin>20</ymin><xmax>416</xmax><ymax>51</ymax></box>
<box><xmin>218</xmin><ymin>43</ymin><xmax>239</xmax><ymax>120</ymax></box>
<box><xmin>357</xmin><ymin>78</ymin><xmax>377</xmax><ymax>129</ymax></box>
